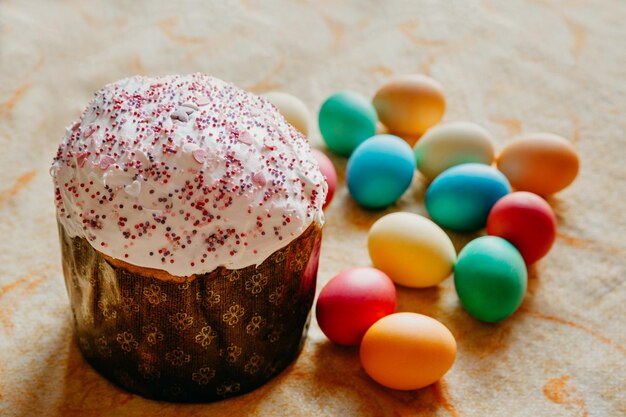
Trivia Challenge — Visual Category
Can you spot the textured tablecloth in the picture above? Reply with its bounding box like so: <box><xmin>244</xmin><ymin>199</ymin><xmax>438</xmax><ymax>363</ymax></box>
<box><xmin>1</xmin><ymin>0</ymin><xmax>624</xmax><ymax>416</ymax></box>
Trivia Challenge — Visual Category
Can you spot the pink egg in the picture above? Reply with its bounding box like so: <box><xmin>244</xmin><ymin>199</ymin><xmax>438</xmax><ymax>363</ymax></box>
<box><xmin>315</xmin><ymin>267</ymin><xmax>397</xmax><ymax>346</ymax></box>
<box><xmin>312</xmin><ymin>148</ymin><xmax>337</xmax><ymax>209</ymax></box>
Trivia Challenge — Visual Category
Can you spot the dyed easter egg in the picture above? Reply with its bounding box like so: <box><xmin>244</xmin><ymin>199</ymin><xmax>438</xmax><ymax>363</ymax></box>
<box><xmin>311</xmin><ymin>149</ymin><xmax>337</xmax><ymax>209</ymax></box>
<box><xmin>413</xmin><ymin>122</ymin><xmax>496</xmax><ymax>181</ymax></box>
<box><xmin>487</xmin><ymin>192</ymin><xmax>557</xmax><ymax>264</ymax></box>
<box><xmin>373</xmin><ymin>74</ymin><xmax>446</xmax><ymax>136</ymax></box>
<box><xmin>316</xmin><ymin>267</ymin><xmax>397</xmax><ymax>346</ymax></box>
<box><xmin>346</xmin><ymin>135</ymin><xmax>415</xmax><ymax>209</ymax></box>
<box><xmin>319</xmin><ymin>91</ymin><xmax>378</xmax><ymax>156</ymax></box>
<box><xmin>425</xmin><ymin>163</ymin><xmax>511</xmax><ymax>232</ymax></box>
<box><xmin>497</xmin><ymin>133</ymin><xmax>579</xmax><ymax>195</ymax></box>
<box><xmin>454</xmin><ymin>236</ymin><xmax>527</xmax><ymax>322</ymax></box>
<box><xmin>262</xmin><ymin>91</ymin><xmax>311</xmax><ymax>135</ymax></box>
<box><xmin>360</xmin><ymin>313</ymin><xmax>457</xmax><ymax>390</ymax></box>
<box><xmin>368</xmin><ymin>212</ymin><xmax>456</xmax><ymax>288</ymax></box>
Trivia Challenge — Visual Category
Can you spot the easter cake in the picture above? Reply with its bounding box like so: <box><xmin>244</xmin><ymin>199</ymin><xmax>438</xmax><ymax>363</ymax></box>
<box><xmin>51</xmin><ymin>73</ymin><xmax>326</xmax><ymax>402</ymax></box>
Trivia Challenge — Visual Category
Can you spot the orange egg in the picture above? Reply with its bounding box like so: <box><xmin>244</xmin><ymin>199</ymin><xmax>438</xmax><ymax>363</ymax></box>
<box><xmin>360</xmin><ymin>313</ymin><xmax>456</xmax><ymax>390</ymax></box>
<box><xmin>497</xmin><ymin>133</ymin><xmax>579</xmax><ymax>195</ymax></box>
<box><xmin>373</xmin><ymin>75</ymin><xmax>446</xmax><ymax>136</ymax></box>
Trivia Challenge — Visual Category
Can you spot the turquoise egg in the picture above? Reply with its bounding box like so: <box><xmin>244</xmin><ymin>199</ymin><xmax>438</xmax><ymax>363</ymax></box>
<box><xmin>454</xmin><ymin>236</ymin><xmax>527</xmax><ymax>322</ymax></box>
<box><xmin>425</xmin><ymin>163</ymin><xmax>511</xmax><ymax>231</ymax></box>
<box><xmin>346</xmin><ymin>135</ymin><xmax>416</xmax><ymax>209</ymax></box>
<box><xmin>318</xmin><ymin>91</ymin><xmax>378</xmax><ymax>157</ymax></box>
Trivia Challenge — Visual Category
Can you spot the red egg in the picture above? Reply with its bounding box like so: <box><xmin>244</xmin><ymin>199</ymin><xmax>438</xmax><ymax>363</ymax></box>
<box><xmin>316</xmin><ymin>267</ymin><xmax>397</xmax><ymax>346</ymax></box>
<box><xmin>312</xmin><ymin>148</ymin><xmax>337</xmax><ymax>209</ymax></box>
<box><xmin>487</xmin><ymin>192</ymin><xmax>557</xmax><ymax>264</ymax></box>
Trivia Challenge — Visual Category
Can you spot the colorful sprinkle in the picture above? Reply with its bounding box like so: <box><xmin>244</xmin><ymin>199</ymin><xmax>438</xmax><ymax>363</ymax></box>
<box><xmin>171</xmin><ymin>110</ymin><xmax>189</xmax><ymax>122</ymax></box>
<box><xmin>124</xmin><ymin>180</ymin><xmax>141</xmax><ymax>197</ymax></box>
<box><xmin>238</xmin><ymin>131</ymin><xmax>253</xmax><ymax>145</ymax></box>
<box><xmin>263</xmin><ymin>138</ymin><xmax>278</xmax><ymax>150</ymax></box>
<box><xmin>181</xmin><ymin>102</ymin><xmax>199</xmax><ymax>111</ymax></box>
<box><xmin>192</xmin><ymin>148</ymin><xmax>207</xmax><ymax>163</ymax></box>
<box><xmin>76</xmin><ymin>152</ymin><xmax>88</xmax><ymax>168</ymax></box>
<box><xmin>99</xmin><ymin>155</ymin><xmax>116</xmax><ymax>170</ymax></box>
<box><xmin>83</xmin><ymin>125</ymin><xmax>96</xmax><ymax>139</ymax></box>
<box><xmin>252</xmin><ymin>171</ymin><xmax>266</xmax><ymax>186</ymax></box>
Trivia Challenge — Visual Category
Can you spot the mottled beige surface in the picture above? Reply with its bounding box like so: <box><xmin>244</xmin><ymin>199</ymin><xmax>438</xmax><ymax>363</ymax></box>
<box><xmin>1</xmin><ymin>0</ymin><xmax>625</xmax><ymax>416</ymax></box>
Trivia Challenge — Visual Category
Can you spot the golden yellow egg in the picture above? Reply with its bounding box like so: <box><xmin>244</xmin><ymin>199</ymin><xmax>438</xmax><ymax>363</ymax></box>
<box><xmin>368</xmin><ymin>212</ymin><xmax>456</xmax><ymax>288</ymax></box>
<box><xmin>373</xmin><ymin>74</ymin><xmax>446</xmax><ymax>136</ymax></box>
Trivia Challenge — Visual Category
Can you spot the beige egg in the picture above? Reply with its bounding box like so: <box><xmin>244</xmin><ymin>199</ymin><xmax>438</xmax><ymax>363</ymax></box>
<box><xmin>497</xmin><ymin>133</ymin><xmax>579</xmax><ymax>195</ymax></box>
<box><xmin>373</xmin><ymin>74</ymin><xmax>446</xmax><ymax>136</ymax></box>
<box><xmin>262</xmin><ymin>91</ymin><xmax>310</xmax><ymax>136</ymax></box>
<box><xmin>413</xmin><ymin>122</ymin><xmax>496</xmax><ymax>180</ymax></box>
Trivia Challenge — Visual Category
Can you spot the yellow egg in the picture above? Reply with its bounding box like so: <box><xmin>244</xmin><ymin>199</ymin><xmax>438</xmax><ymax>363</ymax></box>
<box><xmin>497</xmin><ymin>133</ymin><xmax>579</xmax><ymax>195</ymax></box>
<box><xmin>368</xmin><ymin>212</ymin><xmax>456</xmax><ymax>288</ymax></box>
<box><xmin>414</xmin><ymin>122</ymin><xmax>496</xmax><ymax>180</ymax></box>
<box><xmin>373</xmin><ymin>74</ymin><xmax>446</xmax><ymax>136</ymax></box>
<box><xmin>360</xmin><ymin>313</ymin><xmax>457</xmax><ymax>390</ymax></box>
<box><xmin>262</xmin><ymin>91</ymin><xmax>311</xmax><ymax>136</ymax></box>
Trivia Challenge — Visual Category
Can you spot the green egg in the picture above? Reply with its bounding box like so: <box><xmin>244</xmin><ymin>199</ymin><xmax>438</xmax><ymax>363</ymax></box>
<box><xmin>454</xmin><ymin>236</ymin><xmax>527</xmax><ymax>322</ymax></box>
<box><xmin>318</xmin><ymin>91</ymin><xmax>378</xmax><ymax>157</ymax></box>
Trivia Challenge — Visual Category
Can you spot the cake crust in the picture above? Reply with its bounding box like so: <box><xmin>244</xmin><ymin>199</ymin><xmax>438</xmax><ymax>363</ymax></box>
<box><xmin>100</xmin><ymin>253</ymin><xmax>195</xmax><ymax>283</ymax></box>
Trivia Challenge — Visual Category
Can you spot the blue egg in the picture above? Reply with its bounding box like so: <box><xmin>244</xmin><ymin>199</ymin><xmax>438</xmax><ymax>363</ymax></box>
<box><xmin>425</xmin><ymin>163</ymin><xmax>511</xmax><ymax>231</ymax></box>
<box><xmin>346</xmin><ymin>135</ymin><xmax>416</xmax><ymax>209</ymax></box>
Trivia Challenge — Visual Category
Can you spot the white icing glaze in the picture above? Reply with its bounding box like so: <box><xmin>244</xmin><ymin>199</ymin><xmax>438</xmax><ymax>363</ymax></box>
<box><xmin>51</xmin><ymin>74</ymin><xmax>325</xmax><ymax>276</ymax></box>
